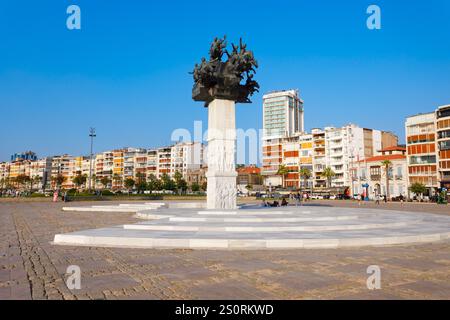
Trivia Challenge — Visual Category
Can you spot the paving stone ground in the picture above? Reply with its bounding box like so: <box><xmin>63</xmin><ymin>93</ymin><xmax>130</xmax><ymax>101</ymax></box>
<box><xmin>1</xmin><ymin>200</ymin><xmax>449</xmax><ymax>300</ymax></box>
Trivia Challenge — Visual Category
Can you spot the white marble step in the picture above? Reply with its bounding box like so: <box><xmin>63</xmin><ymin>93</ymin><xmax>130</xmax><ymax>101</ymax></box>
<box><xmin>54</xmin><ymin>203</ymin><xmax>450</xmax><ymax>249</ymax></box>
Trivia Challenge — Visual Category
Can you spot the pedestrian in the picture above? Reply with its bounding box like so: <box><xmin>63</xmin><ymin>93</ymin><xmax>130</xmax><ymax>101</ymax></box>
<box><xmin>375</xmin><ymin>193</ymin><xmax>380</xmax><ymax>205</ymax></box>
<box><xmin>384</xmin><ymin>194</ymin><xmax>387</xmax><ymax>203</ymax></box>
<box><xmin>295</xmin><ymin>192</ymin><xmax>300</xmax><ymax>206</ymax></box>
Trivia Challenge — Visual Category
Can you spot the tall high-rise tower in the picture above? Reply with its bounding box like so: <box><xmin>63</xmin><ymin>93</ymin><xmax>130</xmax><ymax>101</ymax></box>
<box><xmin>262</xmin><ymin>89</ymin><xmax>304</xmax><ymax>139</ymax></box>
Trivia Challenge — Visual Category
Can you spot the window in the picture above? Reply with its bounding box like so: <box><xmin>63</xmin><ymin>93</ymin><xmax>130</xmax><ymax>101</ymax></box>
<box><xmin>370</xmin><ymin>166</ymin><xmax>381</xmax><ymax>176</ymax></box>
<box><xmin>439</xmin><ymin>140</ymin><xmax>450</xmax><ymax>151</ymax></box>
<box><xmin>361</xmin><ymin>168</ymin><xmax>367</xmax><ymax>179</ymax></box>
<box><xmin>409</xmin><ymin>155</ymin><xmax>436</xmax><ymax>164</ymax></box>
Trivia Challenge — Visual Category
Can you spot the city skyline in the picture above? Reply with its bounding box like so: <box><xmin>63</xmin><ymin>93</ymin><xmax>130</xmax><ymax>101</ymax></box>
<box><xmin>1</xmin><ymin>1</ymin><xmax>450</xmax><ymax>161</ymax></box>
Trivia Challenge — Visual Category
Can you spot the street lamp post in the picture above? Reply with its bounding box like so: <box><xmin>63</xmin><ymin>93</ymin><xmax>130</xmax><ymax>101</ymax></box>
<box><xmin>88</xmin><ymin>128</ymin><xmax>96</xmax><ymax>192</ymax></box>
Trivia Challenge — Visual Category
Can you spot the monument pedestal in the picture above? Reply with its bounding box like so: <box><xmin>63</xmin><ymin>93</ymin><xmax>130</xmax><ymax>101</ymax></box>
<box><xmin>206</xmin><ymin>99</ymin><xmax>237</xmax><ymax>210</ymax></box>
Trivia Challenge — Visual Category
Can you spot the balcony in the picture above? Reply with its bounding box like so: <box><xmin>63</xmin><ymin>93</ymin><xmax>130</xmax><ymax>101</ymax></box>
<box><xmin>371</xmin><ymin>175</ymin><xmax>381</xmax><ymax>181</ymax></box>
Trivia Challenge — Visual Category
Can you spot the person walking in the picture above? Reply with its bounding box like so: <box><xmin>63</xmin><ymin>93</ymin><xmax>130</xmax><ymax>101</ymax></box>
<box><xmin>375</xmin><ymin>193</ymin><xmax>380</xmax><ymax>205</ymax></box>
<box><xmin>296</xmin><ymin>192</ymin><xmax>301</xmax><ymax>206</ymax></box>
<box><xmin>399</xmin><ymin>193</ymin><xmax>404</xmax><ymax>205</ymax></box>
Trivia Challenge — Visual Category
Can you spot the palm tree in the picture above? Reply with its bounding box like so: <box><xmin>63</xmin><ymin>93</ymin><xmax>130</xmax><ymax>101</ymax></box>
<box><xmin>276</xmin><ymin>165</ymin><xmax>289</xmax><ymax>188</ymax></box>
<box><xmin>52</xmin><ymin>174</ymin><xmax>66</xmax><ymax>190</ymax></box>
<box><xmin>15</xmin><ymin>174</ymin><xmax>30</xmax><ymax>191</ymax></box>
<box><xmin>381</xmin><ymin>160</ymin><xmax>392</xmax><ymax>201</ymax></box>
<box><xmin>91</xmin><ymin>174</ymin><xmax>97</xmax><ymax>190</ymax></box>
<box><xmin>299</xmin><ymin>168</ymin><xmax>312</xmax><ymax>192</ymax></box>
<box><xmin>322</xmin><ymin>167</ymin><xmax>336</xmax><ymax>189</ymax></box>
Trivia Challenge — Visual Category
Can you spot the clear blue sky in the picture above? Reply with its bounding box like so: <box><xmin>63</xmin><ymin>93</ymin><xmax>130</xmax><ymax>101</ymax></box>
<box><xmin>1</xmin><ymin>0</ymin><xmax>450</xmax><ymax>161</ymax></box>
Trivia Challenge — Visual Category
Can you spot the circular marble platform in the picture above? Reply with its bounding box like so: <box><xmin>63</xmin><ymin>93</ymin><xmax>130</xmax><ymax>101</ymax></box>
<box><xmin>53</xmin><ymin>203</ymin><xmax>450</xmax><ymax>249</ymax></box>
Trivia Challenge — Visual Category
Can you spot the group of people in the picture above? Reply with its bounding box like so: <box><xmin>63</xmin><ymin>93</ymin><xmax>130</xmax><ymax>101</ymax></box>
<box><xmin>357</xmin><ymin>193</ymin><xmax>405</xmax><ymax>205</ymax></box>
<box><xmin>262</xmin><ymin>198</ymin><xmax>289</xmax><ymax>207</ymax></box>
<box><xmin>262</xmin><ymin>192</ymin><xmax>311</xmax><ymax>207</ymax></box>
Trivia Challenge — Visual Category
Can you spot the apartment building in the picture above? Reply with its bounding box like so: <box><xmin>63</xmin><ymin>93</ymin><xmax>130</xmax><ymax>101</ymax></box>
<box><xmin>312</xmin><ymin>128</ymin><xmax>327</xmax><ymax>188</ymax></box>
<box><xmin>323</xmin><ymin>124</ymin><xmax>398</xmax><ymax>191</ymax></box>
<box><xmin>95</xmin><ymin>151</ymin><xmax>113</xmax><ymax>188</ymax></box>
<box><xmin>0</xmin><ymin>142</ymin><xmax>206</xmax><ymax>192</ymax></box>
<box><xmin>282</xmin><ymin>137</ymin><xmax>300</xmax><ymax>188</ymax></box>
<box><xmin>405</xmin><ymin>112</ymin><xmax>439</xmax><ymax>195</ymax></box>
<box><xmin>282</xmin><ymin>134</ymin><xmax>313</xmax><ymax>189</ymax></box>
<box><xmin>0</xmin><ymin>162</ymin><xmax>10</xmax><ymax>186</ymax></box>
<box><xmin>436</xmin><ymin>104</ymin><xmax>450</xmax><ymax>189</ymax></box>
<box><xmin>29</xmin><ymin>157</ymin><xmax>52</xmax><ymax>190</ymax></box>
<box><xmin>262</xmin><ymin>138</ymin><xmax>283</xmax><ymax>186</ymax></box>
<box><xmin>157</xmin><ymin>147</ymin><xmax>172</xmax><ymax>178</ymax></box>
<box><xmin>8</xmin><ymin>160</ymin><xmax>31</xmax><ymax>180</ymax></box>
<box><xmin>133</xmin><ymin>149</ymin><xmax>148</xmax><ymax>181</ymax></box>
<box><xmin>261</xmin><ymin>133</ymin><xmax>314</xmax><ymax>188</ymax></box>
<box><xmin>181</xmin><ymin>142</ymin><xmax>204</xmax><ymax>174</ymax></box>
<box><xmin>146</xmin><ymin>149</ymin><xmax>158</xmax><ymax>178</ymax></box>
<box><xmin>112</xmin><ymin>150</ymin><xmax>124</xmax><ymax>189</ymax></box>
<box><xmin>50</xmin><ymin>155</ymin><xmax>76</xmax><ymax>189</ymax></box>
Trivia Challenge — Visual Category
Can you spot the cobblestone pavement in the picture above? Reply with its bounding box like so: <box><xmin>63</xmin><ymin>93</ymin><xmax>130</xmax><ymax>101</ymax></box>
<box><xmin>1</xmin><ymin>201</ymin><xmax>449</xmax><ymax>300</ymax></box>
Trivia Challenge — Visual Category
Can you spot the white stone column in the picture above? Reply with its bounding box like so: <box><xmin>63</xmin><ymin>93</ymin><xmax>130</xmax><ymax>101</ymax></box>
<box><xmin>206</xmin><ymin>99</ymin><xmax>237</xmax><ymax>210</ymax></box>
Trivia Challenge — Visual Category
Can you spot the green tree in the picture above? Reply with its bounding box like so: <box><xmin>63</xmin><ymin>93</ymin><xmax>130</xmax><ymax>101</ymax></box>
<box><xmin>124</xmin><ymin>178</ymin><xmax>135</xmax><ymax>192</ymax></box>
<box><xmin>381</xmin><ymin>160</ymin><xmax>392</xmax><ymax>201</ymax></box>
<box><xmin>409</xmin><ymin>182</ymin><xmax>427</xmax><ymax>199</ymax></box>
<box><xmin>72</xmin><ymin>174</ymin><xmax>87</xmax><ymax>190</ymax></box>
<box><xmin>299</xmin><ymin>167</ymin><xmax>312</xmax><ymax>191</ymax></box>
<box><xmin>3</xmin><ymin>177</ymin><xmax>11</xmax><ymax>190</ymax></box>
<box><xmin>173</xmin><ymin>171</ymin><xmax>183</xmax><ymax>184</ymax></box>
<box><xmin>177</xmin><ymin>179</ymin><xmax>188</xmax><ymax>194</ymax></box>
<box><xmin>201</xmin><ymin>181</ymin><xmax>207</xmax><ymax>192</ymax></box>
<box><xmin>136</xmin><ymin>172</ymin><xmax>146</xmax><ymax>184</ymax></box>
<box><xmin>191</xmin><ymin>182</ymin><xmax>200</xmax><ymax>192</ymax></box>
<box><xmin>322</xmin><ymin>167</ymin><xmax>336</xmax><ymax>189</ymax></box>
<box><xmin>135</xmin><ymin>172</ymin><xmax>147</xmax><ymax>193</ymax></box>
<box><xmin>147</xmin><ymin>174</ymin><xmax>161</xmax><ymax>192</ymax></box>
<box><xmin>173</xmin><ymin>171</ymin><xmax>187</xmax><ymax>194</ymax></box>
<box><xmin>161</xmin><ymin>173</ymin><xmax>176</xmax><ymax>191</ymax></box>
<box><xmin>276</xmin><ymin>165</ymin><xmax>289</xmax><ymax>188</ymax></box>
<box><xmin>100</xmin><ymin>176</ymin><xmax>111</xmax><ymax>189</ymax></box>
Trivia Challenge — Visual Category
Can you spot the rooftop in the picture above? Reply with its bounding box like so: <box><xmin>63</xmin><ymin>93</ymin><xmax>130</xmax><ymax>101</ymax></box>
<box><xmin>359</xmin><ymin>154</ymin><xmax>406</xmax><ymax>163</ymax></box>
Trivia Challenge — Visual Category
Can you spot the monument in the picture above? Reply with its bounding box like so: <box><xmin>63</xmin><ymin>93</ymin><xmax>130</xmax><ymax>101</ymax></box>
<box><xmin>191</xmin><ymin>36</ymin><xmax>259</xmax><ymax>210</ymax></box>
